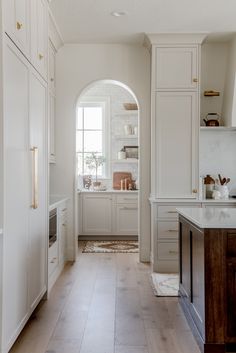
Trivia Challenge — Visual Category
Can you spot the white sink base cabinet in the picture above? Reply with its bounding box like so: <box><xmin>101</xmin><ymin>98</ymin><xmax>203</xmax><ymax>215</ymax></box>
<box><xmin>79</xmin><ymin>192</ymin><xmax>138</xmax><ymax>238</ymax></box>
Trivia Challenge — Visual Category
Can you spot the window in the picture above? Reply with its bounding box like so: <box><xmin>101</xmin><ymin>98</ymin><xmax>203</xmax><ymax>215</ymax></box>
<box><xmin>76</xmin><ymin>98</ymin><xmax>109</xmax><ymax>178</ymax></box>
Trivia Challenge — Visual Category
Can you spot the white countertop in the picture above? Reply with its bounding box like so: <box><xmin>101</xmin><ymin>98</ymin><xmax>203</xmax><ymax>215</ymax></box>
<box><xmin>78</xmin><ymin>189</ymin><xmax>138</xmax><ymax>194</ymax></box>
<box><xmin>149</xmin><ymin>197</ymin><xmax>236</xmax><ymax>204</ymax></box>
<box><xmin>177</xmin><ymin>207</ymin><xmax>236</xmax><ymax>229</ymax></box>
<box><xmin>49</xmin><ymin>195</ymin><xmax>69</xmax><ymax>211</ymax></box>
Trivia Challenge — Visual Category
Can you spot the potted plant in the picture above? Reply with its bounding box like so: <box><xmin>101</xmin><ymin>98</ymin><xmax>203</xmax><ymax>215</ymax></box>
<box><xmin>85</xmin><ymin>152</ymin><xmax>105</xmax><ymax>190</ymax></box>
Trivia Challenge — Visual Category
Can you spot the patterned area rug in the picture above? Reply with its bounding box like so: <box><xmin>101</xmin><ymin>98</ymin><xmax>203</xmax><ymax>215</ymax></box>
<box><xmin>151</xmin><ymin>273</ymin><xmax>179</xmax><ymax>297</ymax></box>
<box><xmin>82</xmin><ymin>240</ymin><xmax>139</xmax><ymax>253</ymax></box>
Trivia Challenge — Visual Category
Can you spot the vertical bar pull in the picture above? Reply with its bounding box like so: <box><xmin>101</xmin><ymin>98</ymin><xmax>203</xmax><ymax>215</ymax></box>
<box><xmin>31</xmin><ymin>147</ymin><xmax>39</xmax><ymax>209</ymax></box>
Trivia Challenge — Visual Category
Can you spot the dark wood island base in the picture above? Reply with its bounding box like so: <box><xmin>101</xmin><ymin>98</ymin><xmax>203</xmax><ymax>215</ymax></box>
<box><xmin>179</xmin><ymin>214</ymin><xmax>236</xmax><ymax>353</ymax></box>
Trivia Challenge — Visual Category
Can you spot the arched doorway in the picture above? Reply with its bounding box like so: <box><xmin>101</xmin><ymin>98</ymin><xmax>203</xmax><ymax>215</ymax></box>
<box><xmin>74</xmin><ymin>80</ymin><xmax>140</xmax><ymax>257</ymax></box>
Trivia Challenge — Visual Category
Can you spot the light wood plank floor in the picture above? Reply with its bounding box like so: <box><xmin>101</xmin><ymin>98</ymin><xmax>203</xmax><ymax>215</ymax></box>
<box><xmin>10</xmin><ymin>243</ymin><xmax>200</xmax><ymax>353</ymax></box>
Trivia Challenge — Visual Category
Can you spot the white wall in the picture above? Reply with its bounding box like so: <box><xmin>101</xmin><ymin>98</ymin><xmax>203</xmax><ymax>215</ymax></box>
<box><xmin>50</xmin><ymin>44</ymin><xmax>151</xmax><ymax>261</ymax></box>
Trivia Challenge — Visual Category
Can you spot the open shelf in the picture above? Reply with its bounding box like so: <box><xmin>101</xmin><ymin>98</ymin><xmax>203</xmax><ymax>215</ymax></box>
<box><xmin>114</xmin><ymin>135</ymin><xmax>138</xmax><ymax>139</ymax></box>
<box><xmin>200</xmin><ymin>126</ymin><xmax>236</xmax><ymax>131</ymax></box>
<box><xmin>112</xmin><ymin>159</ymin><xmax>139</xmax><ymax>164</ymax></box>
<box><xmin>114</xmin><ymin>111</ymin><xmax>138</xmax><ymax>117</ymax></box>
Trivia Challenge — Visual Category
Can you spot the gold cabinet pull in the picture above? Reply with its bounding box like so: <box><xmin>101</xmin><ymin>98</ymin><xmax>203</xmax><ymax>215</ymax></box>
<box><xmin>167</xmin><ymin>211</ymin><xmax>177</xmax><ymax>214</ymax></box>
<box><xmin>168</xmin><ymin>229</ymin><xmax>178</xmax><ymax>232</ymax></box>
<box><xmin>50</xmin><ymin>78</ymin><xmax>54</xmax><ymax>82</ymax></box>
<box><xmin>39</xmin><ymin>53</ymin><xmax>44</xmax><ymax>60</ymax></box>
<box><xmin>193</xmin><ymin>78</ymin><xmax>198</xmax><ymax>83</ymax></box>
<box><xmin>169</xmin><ymin>250</ymin><xmax>178</xmax><ymax>254</ymax></box>
<box><xmin>31</xmin><ymin>147</ymin><xmax>39</xmax><ymax>209</ymax></box>
<box><xmin>192</xmin><ymin>189</ymin><xmax>198</xmax><ymax>194</ymax></box>
<box><xmin>16</xmin><ymin>22</ymin><xmax>23</xmax><ymax>30</ymax></box>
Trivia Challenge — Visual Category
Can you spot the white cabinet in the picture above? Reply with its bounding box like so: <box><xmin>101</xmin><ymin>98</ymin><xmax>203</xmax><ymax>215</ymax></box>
<box><xmin>116</xmin><ymin>205</ymin><xmax>138</xmax><ymax>235</ymax></box>
<box><xmin>3</xmin><ymin>0</ymin><xmax>30</xmax><ymax>57</ymax></box>
<box><xmin>49</xmin><ymin>93</ymin><xmax>56</xmax><ymax>163</ymax></box>
<box><xmin>49</xmin><ymin>40</ymin><xmax>56</xmax><ymax>93</ymax></box>
<box><xmin>155</xmin><ymin>91</ymin><xmax>198</xmax><ymax>199</ymax></box>
<box><xmin>31</xmin><ymin>0</ymin><xmax>48</xmax><ymax>79</ymax></box>
<box><xmin>28</xmin><ymin>70</ymin><xmax>47</xmax><ymax>311</ymax></box>
<box><xmin>79</xmin><ymin>192</ymin><xmax>138</xmax><ymax>237</ymax></box>
<box><xmin>48</xmin><ymin>200</ymin><xmax>68</xmax><ymax>292</ymax></box>
<box><xmin>2</xmin><ymin>39</ymin><xmax>47</xmax><ymax>352</ymax></box>
<box><xmin>82</xmin><ymin>194</ymin><xmax>113</xmax><ymax>235</ymax></box>
<box><xmin>155</xmin><ymin>47</ymin><xmax>198</xmax><ymax>90</ymax></box>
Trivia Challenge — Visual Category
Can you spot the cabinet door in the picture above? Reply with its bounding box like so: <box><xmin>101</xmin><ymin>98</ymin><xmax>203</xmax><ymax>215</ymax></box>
<box><xmin>59</xmin><ymin>206</ymin><xmax>67</xmax><ymax>265</ymax></box>
<box><xmin>49</xmin><ymin>93</ymin><xmax>56</xmax><ymax>163</ymax></box>
<box><xmin>31</xmin><ymin>0</ymin><xmax>48</xmax><ymax>79</ymax></box>
<box><xmin>155</xmin><ymin>91</ymin><xmax>198</xmax><ymax>199</ymax></box>
<box><xmin>3</xmin><ymin>41</ymin><xmax>30</xmax><ymax>350</ymax></box>
<box><xmin>155</xmin><ymin>47</ymin><xmax>198</xmax><ymax>90</ymax></box>
<box><xmin>82</xmin><ymin>195</ymin><xmax>112</xmax><ymax>234</ymax></box>
<box><xmin>116</xmin><ymin>205</ymin><xmax>138</xmax><ymax>235</ymax></box>
<box><xmin>3</xmin><ymin>0</ymin><xmax>30</xmax><ymax>57</ymax></box>
<box><xmin>28</xmin><ymin>69</ymin><xmax>47</xmax><ymax>311</ymax></box>
<box><xmin>49</xmin><ymin>40</ymin><xmax>56</xmax><ymax>93</ymax></box>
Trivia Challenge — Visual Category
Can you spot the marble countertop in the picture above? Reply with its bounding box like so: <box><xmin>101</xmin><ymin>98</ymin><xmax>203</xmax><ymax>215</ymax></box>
<box><xmin>49</xmin><ymin>195</ymin><xmax>69</xmax><ymax>211</ymax></box>
<box><xmin>149</xmin><ymin>197</ymin><xmax>236</xmax><ymax>203</ymax></box>
<box><xmin>177</xmin><ymin>207</ymin><xmax>236</xmax><ymax>229</ymax></box>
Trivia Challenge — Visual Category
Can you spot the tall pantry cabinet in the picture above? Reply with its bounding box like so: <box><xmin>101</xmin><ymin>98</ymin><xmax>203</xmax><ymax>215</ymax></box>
<box><xmin>0</xmin><ymin>0</ymin><xmax>49</xmax><ymax>352</ymax></box>
<box><xmin>148</xmin><ymin>34</ymin><xmax>206</xmax><ymax>272</ymax></box>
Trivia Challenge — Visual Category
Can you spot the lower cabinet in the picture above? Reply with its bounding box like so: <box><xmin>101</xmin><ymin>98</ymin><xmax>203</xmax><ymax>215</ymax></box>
<box><xmin>79</xmin><ymin>192</ymin><xmax>138</xmax><ymax>237</ymax></box>
<box><xmin>48</xmin><ymin>199</ymin><xmax>68</xmax><ymax>292</ymax></box>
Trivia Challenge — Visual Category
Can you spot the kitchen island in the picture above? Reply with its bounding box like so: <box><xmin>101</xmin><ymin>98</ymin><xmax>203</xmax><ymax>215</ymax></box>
<box><xmin>177</xmin><ymin>208</ymin><xmax>236</xmax><ymax>353</ymax></box>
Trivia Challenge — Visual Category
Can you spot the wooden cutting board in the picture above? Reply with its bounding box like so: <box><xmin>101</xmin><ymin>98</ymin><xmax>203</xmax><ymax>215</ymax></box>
<box><xmin>113</xmin><ymin>172</ymin><xmax>132</xmax><ymax>190</ymax></box>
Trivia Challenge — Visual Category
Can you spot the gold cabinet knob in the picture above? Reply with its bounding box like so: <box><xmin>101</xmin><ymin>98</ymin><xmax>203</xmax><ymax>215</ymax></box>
<box><xmin>39</xmin><ymin>53</ymin><xmax>44</xmax><ymax>60</ymax></box>
<box><xmin>16</xmin><ymin>22</ymin><xmax>23</xmax><ymax>30</ymax></box>
<box><xmin>50</xmin><ymin>78</ymin><xmax>54</xmax><ymax>82</ymax></box>
<box><xmin>192</xmin><ymin>189</ymin><xmax>198</xmax><ymax>194</ymax></box>
<box><xmin>193</xmin><ymin>78</ymin><xmax>198</xmax><ymax>83</ymax></box>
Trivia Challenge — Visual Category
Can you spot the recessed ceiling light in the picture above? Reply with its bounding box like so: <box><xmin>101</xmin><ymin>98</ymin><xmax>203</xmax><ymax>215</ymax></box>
<box><xmin>111</xmin><ymin>11</ymin><xmax>127</xmax><ymax>17</ymax></box>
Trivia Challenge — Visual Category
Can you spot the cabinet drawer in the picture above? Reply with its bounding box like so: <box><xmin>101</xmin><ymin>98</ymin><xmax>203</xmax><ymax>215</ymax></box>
<box><xmin>48</xmin><ymin>241</ymin><xmax>58</xmax><ymax>276</ymax></box>
<box><xmin>116</xmin><ymin>194</ymin><xmax>138</xmax><ymax>204</ymax></box>
<box><xmin>157</xmin><ymin>242</ymin><xmax>179</xmax><ymax>260</ymax></box>
<box><xmin>158</xmin><ymin>221</ymin><xmax>179</xmax><ymax>240</ymax></box>
<box><xmin>158</xmin><ymin>206</ymin><xmax>178</xmax><ymax>219</ymax></box>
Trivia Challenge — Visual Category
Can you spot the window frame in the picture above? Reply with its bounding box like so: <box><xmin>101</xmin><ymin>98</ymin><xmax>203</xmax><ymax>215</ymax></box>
<box><xmin>77</xmin><ymin>96</ymin><xmax>110</xmax><ymax>179</ymax></box>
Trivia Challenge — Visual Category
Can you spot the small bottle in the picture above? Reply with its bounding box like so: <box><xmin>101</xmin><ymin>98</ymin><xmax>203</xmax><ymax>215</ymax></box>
<box><xmin>120</xmin><ymin>179</ymin><xmax>124</xmax><ymax>190</ymax></box>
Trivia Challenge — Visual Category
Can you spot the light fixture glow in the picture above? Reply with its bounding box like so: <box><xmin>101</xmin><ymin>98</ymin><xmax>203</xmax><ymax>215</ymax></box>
<box><xmin>111</xmin><ymin>11</ymin><xmax>127</xmax><ymax>17</ymax></box>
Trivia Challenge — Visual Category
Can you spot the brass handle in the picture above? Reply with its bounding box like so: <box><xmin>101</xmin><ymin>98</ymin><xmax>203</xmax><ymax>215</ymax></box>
<box><xmin>168</xmin><ymin>229</ymin><xmax>178</xmax><ymax>232</ymax></box>
<box><xmin>31</xmin><ymin>147</ymin><xmax>39</xmax><ymax>209</ymax></box>
<box><xmin>193</xmin><ymin>78</ymin><xmax>198</xmax><ymax>83</ymax></box>
<box><xmin>169</xmin><ymin>250</ymin><xmax>178</xmax><ymax>254</ymax></box>
<box><xmin>50</xmin><ymin>78</ymin><xmax>54</xmax><ymax>82</ymax></box>
<box><xmin>192</xmin><ymin>189</ymin><xmax>198</xmax><ymax>194</ymax></box>
<box><xmin>167</xmin><ymin>211</ymin><xmax>177</xmax><ymax>214</ymax></box>
<box><xmin>16</xmin><ymin>22</ymin><xmax>23</xmax><ymax>30</ymax></box>
<box><xmin>62</xmin><ymin>223</ymin><xmax>66</xmax><ymax>226</ymax></box>
<box><xmin>50</xmin><ymin>257</ymin><xmax>57</xmax><ymax>264</ymax></box>
<box><xmin>39</xmin><ymin>53</ymin><xmax>44</xmax><ymax>60</ymax></box>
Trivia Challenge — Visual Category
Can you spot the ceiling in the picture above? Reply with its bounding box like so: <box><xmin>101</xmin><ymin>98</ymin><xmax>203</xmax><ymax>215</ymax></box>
<box><xmin>50</xmin><ymin>0</ymin><xmax>236</xmax><ymax>44</ymax></box>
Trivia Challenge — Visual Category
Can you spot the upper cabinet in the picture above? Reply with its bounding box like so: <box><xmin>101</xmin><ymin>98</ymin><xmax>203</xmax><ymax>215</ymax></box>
<box><xmin>155</xmin><ymin>47</ymin><xmax>198</xmax><ymax>90</ymax></box>
<box><xmin>31</xmin><ymin>0</ymin><xmax>48</xmax><ymax>80</ymax></box>
<box><xmin>3</xmin><ymin>0</ymin><xmax>48</xmax><ymax>81</ymax></box>
<box><xmin>49</xmin><ymin>40</ymin><xmax>56</xmax><ymax>94</ymax></box>
<box><xmin>3</xmin><ymin>0</ymin><xmax>30</xmax><ymax>57</ymax></box>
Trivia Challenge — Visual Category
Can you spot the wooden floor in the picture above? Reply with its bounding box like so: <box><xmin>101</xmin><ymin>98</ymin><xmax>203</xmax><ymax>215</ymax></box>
<box><xmin>10</xmin><ymin>243</ymin><xmax>200</xmax><ymax>353</ymax></box>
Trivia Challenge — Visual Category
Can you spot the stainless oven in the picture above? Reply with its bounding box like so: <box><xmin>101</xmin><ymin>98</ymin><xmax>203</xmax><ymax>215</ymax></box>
<box><xmin>49</xmin><ymin>208</ymin><xmax>57</xmax><ymax>247</ymax></box>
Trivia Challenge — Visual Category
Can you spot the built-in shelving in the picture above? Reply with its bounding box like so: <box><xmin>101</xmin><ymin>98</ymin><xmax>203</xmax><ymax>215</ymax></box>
<box><xmin>112</xmin><ymin>159</ymin><xmax>139</xmax><ymax>164</ymax></box>
<box><xmin>114</xmin><ymin>111</ymin><xmax>138</xmax><ymax>117</ymax></box>
<box><xmin>200</xmin><ymin>126</ymin><xmax>236</xmax><ymax>131</ymax></box>
<box><xmin>114</xmin><ymin>135</ymin><xmax>138</xmax><ymax>139</ymax></box>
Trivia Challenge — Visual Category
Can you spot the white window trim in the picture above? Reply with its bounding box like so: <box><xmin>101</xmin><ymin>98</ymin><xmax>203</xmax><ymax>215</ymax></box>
<box><xmin>77</xmin><ymin>96</ymin><xmax>111</xmax><ymax>179</ymax></box>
